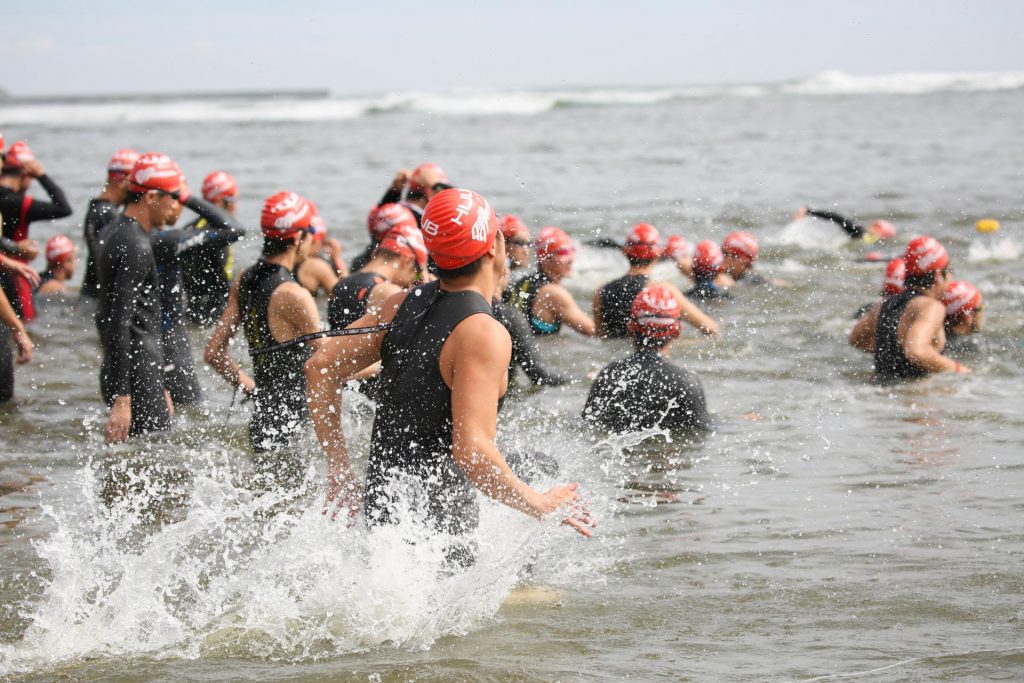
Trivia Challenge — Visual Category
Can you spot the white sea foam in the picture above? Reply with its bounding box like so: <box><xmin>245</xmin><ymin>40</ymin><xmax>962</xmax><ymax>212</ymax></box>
<box><xmin>782</xmin><ymin>69</ymin><xmax>1024</xmax><ymax>96</ymax></box>
<box><xmin>967</xmin><ymin>235</ymin><xmax>1021</xmax><ymax>262</ymax></box>
<box><xmin>768</xmin><ymin>219</ymin><xmax>851</xmax><ymax>251</ymax></box>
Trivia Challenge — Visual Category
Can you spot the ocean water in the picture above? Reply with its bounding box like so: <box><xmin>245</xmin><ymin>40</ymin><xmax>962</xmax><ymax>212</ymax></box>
<box><xmin>1</xmin><ymin>71</ymin><xmax>1023</xmax><ymax>681</ymax></box>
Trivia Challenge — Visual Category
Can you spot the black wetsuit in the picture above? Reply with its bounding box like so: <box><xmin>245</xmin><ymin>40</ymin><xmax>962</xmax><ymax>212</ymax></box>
<box><xmin>598</xmin><ymin>274</ymin><xmax>648</xmax><ymax>338</ymax></box>
<box><xmin>491</xmin><ymin>299</ymin><xmax>570</xmax><ymax>387</ymax></box>
<box><xmin>238</xmin><ymin>260</ymin><xmax>311</xmax><ymax>452</ymax></box>
<box><xmin>327</xmin><ymin>271</ymin><xmax>386</xmax><ymax>330</ymax></box>
<box><xmin>364</xmin><ymin>280</ymin><xmax>493</xmax><ymax>542</ymax></box>
<box><xmin>95</xmin><ymin>215</ymin><xmax>171</xmax><ymax>436</ymax></box>
<box><xmin>81</xmin><ymin>198</ymin><xmax>119</xmax><ymax>299</ymax></box>
<box><xmin>0</xmin><ymin>176</ymin><xmax>73</xmax><ymax>321</ymax></box>
<box><xmin>0</xmin><ymin>319</ymin><xmax>11</xmax><ymax>403</ymax></box>
<box><xmin>806</xmin><ymin>209</ymin><xmax>865</xmax><ymax>240</ymax></box>
<box><xmin>151</xmin><ymin>197</ymin><xmax>245</xmax><ymax>406</ymax></box>
<box><xmin>180</xmin><ymin>215</ymin><xmax>236</xmax><ymax>325</ymax></box>
<box><xmin>874</xmin><ymin>290</ymin><xmax>927</xmax><ymax>380</ymax></box>
<box><xmin>583</xmin><ymin>349</ymin><xmax>710</xmax><ymax>432</ymax></box>
<box><xmin>686</xmin><ymin>280</ymin><xmax>730</xmax><ymax>302</ymax></box>
<box><xmin>507</xmin><ymin>270</ymin><xmax>561</xmax><ymax>335</ymax></box>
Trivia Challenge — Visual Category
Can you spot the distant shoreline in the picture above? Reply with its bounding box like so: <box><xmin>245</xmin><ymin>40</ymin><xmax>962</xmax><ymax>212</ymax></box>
<box><xmin>0</xmin><ymin>89</ymin><xmax>330</xmax><ymax>105</ymax></box>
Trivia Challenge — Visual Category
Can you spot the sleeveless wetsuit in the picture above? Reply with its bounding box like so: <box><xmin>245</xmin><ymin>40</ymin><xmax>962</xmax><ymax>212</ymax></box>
<box><xmin>238</xmin><ymin>260</ymin><xmax>312</xmax><ymax>452</ymax></box>
<box><xmin>508</xmin><ymin>271</ymin><xmax>561</xmax><ymax>335</ymax></box>
<box><xmin>327</xmin><ymin>271</ymin><xmax>386</xmax><ymax>330</ymax></box>
<box><xmin>874</xmin><ymin>290</ymin><xmax>928</xmax><ymax>380</ymax></box>
<box><xmin>364</xmin><ymin>280</ymin><xmax>493</xmax><ymax>539</ymax></box>
<box><xmin>686</xmin><ymin>280</ymin><xmax>730</xmax><ymax>302</ymax></box>
<box><xmin>598</xmin><ymin>274</ymin><xmax>648</xmax><ymax>338</ymax></box>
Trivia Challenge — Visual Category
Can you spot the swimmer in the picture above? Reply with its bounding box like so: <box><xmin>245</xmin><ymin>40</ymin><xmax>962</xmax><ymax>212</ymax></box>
<box><xmin>328</xmin><ymin>223</ymin><xmax>427</xmax><ymax>330</ymax></box>
<box><xmin>205</xmin><ymin>192</ymin><xmax>323</xmax><ymax>455</ymax></box>
<box><xmin>942</xmin><ymin>280</ymin><xmax>984</xmax><ymax>355</ymax></box>
<box><xmin>848</xmin><ymin>236</ymin><xmax>969</xmax><ymax>378</ymax></box>
<box><xmin>663</xmin><ymin>234</ymin><xmax>694</xmax><ymax>280</ymax></box>
<box><xmin>853</xmin><ymin>257</ymin><xmax>905</xmax><ymax>320</ymax></box>
<box><xmin>583</xmin><ymin>283</ymin><xmax>711</xmax><ymax>432</ymax></box>
<box><xmin>181</xmin><ymin>171</ymin><xmax>240</xmax><ymax>325</ymax></box>
<box><xmin>306</xmin><ymin>188</ymin><xmax>593</xmax><ymax>555</ymax></box>
<box><xmin>0</xmin><ymin>281</ymin><xmax>34</xmax><ymax>403</ymax></box>
<box><xmin>593</xmin><ymin>223</ymin><xmax>717</xmax><ymax>338</ymax></box>
<box><xmin>501</xmin><ymin>214</ymin><xmax>533</xmax><ymax>276</ymax></box>
<box><xmin>34</xmin><ymin>235</ymin><xmax>77</xmax><ymax>297</ymax></box>
<box><xmin>350</xmin><ymin>202</ymin><xmax>419</xmax><ymax>273</ymax></box>
<box><xmin>507</xmin><ymin>226</ymin><xmax>597</xmax><ymax>337</ymax></box>
<box><xmin>718</xmin><ymin>231</ymin><xmax>767</xmax><ymax>287</ymax></box>
<box><xmin>793</xmin><ymin>206</ymin><xmax>897</xmax><ymax>245</ymax></box>
<box><xmin>296</xmin><ymin>205</ymin><xmax>346</xmax><ymax>297</ymax></box>
<box><xmin>81</xmin><ymin>148</ymin><xmax>139</xmax><ymax>299</ymax></box>
<box><xmin>0</xmin><ymin>141</ymin><xmax>73</xmax><ymax>322</ymax></box>
<box><xmin>96</xmin><ymin>153</ymin><xmax>187</xmax><ymax>443</ymax></box>
<box><xmin>686</xmin><ymin>241</ymin><xmax>731</xmax><ymax>301</ymax></box>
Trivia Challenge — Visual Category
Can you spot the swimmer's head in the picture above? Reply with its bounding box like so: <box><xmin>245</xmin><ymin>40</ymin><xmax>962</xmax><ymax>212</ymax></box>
<box><xmin>943</xmin><ymin>280</ymin><xmax>984</xmax><ymax>335</ymax></box>
<box><xmin>259</xmin><ymin>191</ymin><xmax>313</xmax><ymax>259</ymax></box>
<box><xmin>45</xmin><ymin>235</ymin><xmax>77</xmax><ymax>275</ymax></box>
<box><xmin>421</xmin><ymin>188</ymin><xmax>502</xmax><ymax>281</ymax></box>
<box><xmin>692</xmin><ymin>240</ymin><xmax>724</xmax><ymax>282</ymax></box>
<box><xmin>664</xmin><ymin>234</ymin><xmax>693</xmax><ymax>277</ymax></box>
<box><xmin>501</xmin><ymin>214</ymin><xmax>532</xmax><ymax>269</ymax></box>
<box><xmin>623</xmin><ymin>223</ymin><xmax>662</xmax><ymax>265</ymax></box>
<box><xmin>882</xmin><ymin>258</ymin><xmax>906</xmax><ymax>296</ymax></box>
<box><xmin>407</xmin><ymin>163</ymin><xmax>449</xmax><ymax>201</ymax></box>
<box><xmin>377</xmin><ymin>224</ymin><xmax>428</xmax><ymax>286</ymax></box>
<box><xmin>1</xmin><ymin>141</ymin><xmax>37</xmax><ymax>191</ymax></box>
<box><xmin>127</xmin><ymin>152</ymin><xmax>188</xmax><ymax>226</ymax></box>
<box><xmin>535</xmin><ymin>226</ymin><xmax>576</xmax><ymax>278</ymax></box>
<box><xmin>201</xmin><ymin>170</ymin><xmax>238</xmax><ymax>213</ymax></box>
<box><xmin>865</xmin><ymin>220</ymin><xmax>896</xmax><ymax>244</ymax></box>
<box><xmin>628</xmin><ymin>283</ymin><xmax>681</xmax><ymax>348</ymax></box>
<box><xmin>903</xmin><ymin>235</ymin><xmax>950</xmax><ymax>293</ymax></box>
<box><xmin>368</xmin><ymin>203</ymin><xmax>417</xmax><ymax>242</ymax></box>
<box><xmin>721</xmin><ymin>231</ymin><xmax>759</xmax><ymax>278</ymax></box>
<box><xmin>107</xmin><ymin>148</ymin><xmax>140</xmax><ymax>179</ymax></box>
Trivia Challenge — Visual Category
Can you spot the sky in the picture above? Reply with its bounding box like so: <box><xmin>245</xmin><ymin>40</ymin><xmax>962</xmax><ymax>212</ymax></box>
<box><xmin>3</xmin><ymin>0</ymin><xmax>1023</xmax><ymax>97</ymax></box>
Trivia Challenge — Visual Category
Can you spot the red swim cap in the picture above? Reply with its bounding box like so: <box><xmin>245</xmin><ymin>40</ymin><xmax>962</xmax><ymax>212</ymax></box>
<box><xmin>869</xmin><ymin>220</ymin><xmax>896</xmax><ymax>241</ymax></box>
<box><xmin>942</xmin><ymin>280</ymin><xmax>982</xmax><ymax>318</ymax></box>
<box><xmin>129</xmin><ymin>152</ymin><xmax>185</xmax><ymax>194</ymax></box>
<box><xmin>903</xmin><ymin>235</ymin><xmax>949</xmax><ymax>276</ymax></box>
<box><xmin>45</xmin><ymin>235</ymin><xmax>75</xmax><ymax>265</ymax></box>
<box><xmin>882</xmin><ymin>258</ymin><xmax>906</xmax><ymax>295</ymax></box>
<box><xmin>663</xmin><ymin>234</ymin><xmax>692</xmax><ymax>261</ymax></box>
<box><xmin>535</xmin><ymin>226</ymin><xmax>576</xmax><ymax>263</ymax></box>
<box><xmin>408</xmin><ymin>163</ymin><xmax>448</xmax><ymax>194</ymax></box>
<box><xmin>421</xmin><ymin>188</ymin><xmax>500</xmax><ymax>270</ymax></box>
<box><xmin>722</xmin><ymin>230</ymin><xmax>759</xmax><ymax>262</ymax></box>
<box><xmin>3</xmin><ymin>141</ymin><xmax>35</xmax><ymax>170</ymax></box>
<box><xmin>623</xmin><ymin>223</ymin><xmax>662</xmax><ymax>261</ymax></box>
<box><xmin>201</xmin><ymin>170</ymin><xmax>238</xmax><ymax>202</ymax></box>
<box><xmin>500</xmin><ymin>214</ymin><xmax>529</xmax><ymax>240</ymax></box>
<box><xmin>260</xmin><ymin>191</ymin><xmax>313</xmax><ymax>238</ymax></box>
<box><xmin>368</xmin><ymin>203</ymin><xmax>417</xmax><ymax>241</ymax></box>
<box><xmin>692</xmin><ymin>240</ymin><xmax>724</xmax><ymax>279</ymax></box>
<box><xmin>378</xmin><ymin>224</ymin><xmax>428</xmax><ymax>269</ymax></box>
<box><xmin>627</xmin><ymin>283</ymin><xmax>682</xmax><ymax>340</ymax></box>
<box><xmin>0</xmin><ymin>134</ymin><xmax>4</xmax><ymax>154</ymax></box>
<box><xmin>107</xmin><ymin>148</ymin><xmax>140</xmax><ymax>177</ymax></box>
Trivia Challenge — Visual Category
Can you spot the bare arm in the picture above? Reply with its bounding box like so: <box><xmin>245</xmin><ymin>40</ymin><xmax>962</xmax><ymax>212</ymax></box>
<box><xmin>665</xmin><ymin>282</ymin><xmax>718</xmax><ymax>335</ymax></box>
<box><xmin>848</xmin><ymin>302</ymin><xmax>880</xmax><ymax>353</ymax></box>
<box><xmin>591</xmin><ymin>288</ymin><xmax>605</xmax><ymax>337</ymax></box>
<box><xmin>903</xmin><ymin>299</ymin><xmax>964</xmax><ymax>372</ymax></box>
<box><xmin>541</xmin><ymin>285</ymin><xmax>597</xmax><ymax>336</ymax></box>
<box><xmin>204</xmin><ymin>275</ymin><xmax>255</xmax><ymax>394</ymax></box>
<box><xmin>0</xmin><ymin>289</ymin><xmax>32</xmax><ymax>363</ymax></box>
<box><xmin>297</xmin><ymin>258</ymin><xmax>339</xmax><ymax>297</ymax></box>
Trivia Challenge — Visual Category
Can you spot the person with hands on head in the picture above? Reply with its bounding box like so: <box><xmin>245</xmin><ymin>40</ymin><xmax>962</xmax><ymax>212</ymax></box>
<box><xmin>0</xmin><ymin>140</ymin><xmax>73</xmax><ymax>322</ymax></box>
<box><xmin>849</xmin><ymin>236</ymin><xmax>969</xmax><ymax>379</ymax></box>
<box><xmin>81</xmin><ymin>148</ymin><xmax>140</xmax><ymax>299</ymax></box>
<box><xmin>180</xmin><ymin>170</ymin><xmax>241</xmax><ymax>324</ymax></box>
<box><xmin>0</xmin><ymin>286</ymin><xmax>33</xmax><ymax>403</ymax></box>
<box><xmin>305</xmin><ymin>188</ymin><xmax>594</xmax><ymax>559</ymax></box>
<box><xmin>204</xmin><ymin>192</ymin><xmax>323</xmax><ymax>459</ymax></box>
<box><xmin>296</xmin><ymin>204</ymin><xmax>346</xmax><ymax>297</ymax></box>
<box><xmin>95</xmin><ymin>152</ymin><xmax>186</xmax><ymax>444</ymax></box>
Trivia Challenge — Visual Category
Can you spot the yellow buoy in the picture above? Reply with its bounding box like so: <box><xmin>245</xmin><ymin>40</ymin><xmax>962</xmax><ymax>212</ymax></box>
<box><xmin>976</xmin><ymin>219</ymin><xmax>1000</xmax><ymax>233</ymax></box>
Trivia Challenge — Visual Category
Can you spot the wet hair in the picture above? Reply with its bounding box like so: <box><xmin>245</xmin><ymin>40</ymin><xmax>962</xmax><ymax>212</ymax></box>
<box><xmin>1</xmin><ymin>167</ymin><xmax>22</xmax><ymax>178</ymax></box>
<box><xmin>431</xmin><ymin>255</ymin><xmax>484</xmax><ymax>280</ymax></box>
<box><xmin>632</xmin><ymin>333</ymin><xmax>671</xmax><ymax>350</ymax></box>
<box><xmin>125</xmin><ymin>190</ymin><xmax>146</xmax><ymax>204</ymax></box>
<box><xmin>261</xmin><ymin>236</ymin><xmax>295</xmax><ymax>256</ymax></box>
<box><xmin>904</xmin><ymin>271</ymin><xmax>938</xmax><ymax>291</ymax></box>
<box><xmin>626</xmin><ymin>255</ymin><xmax>655</xmax><ymax>268</ymax></box>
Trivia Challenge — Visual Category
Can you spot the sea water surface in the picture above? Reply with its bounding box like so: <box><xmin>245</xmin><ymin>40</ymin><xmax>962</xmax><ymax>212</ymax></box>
<box><xmin>1</xmin><ymin>72</ymin><xmax>1023</xmax><ymax>681</ymax></box>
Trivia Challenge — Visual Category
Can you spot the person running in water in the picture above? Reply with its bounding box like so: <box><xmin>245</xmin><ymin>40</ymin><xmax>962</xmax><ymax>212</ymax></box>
<box><xmin>593</xmin><ymin>223</ymin><xmax>717</xmax><ymax>338</ymax></box>
<box><xmin>848</xmin><ymin>236</ymin><xmax>969</xmax><ymax>379</ymax></box>
<box><xmin>507</xmin><ymin>226</ymin><xmax>596</xmax><ymax>337</ymax></box>
<box><xmin>584</xmin><ymin>283</ymin><xmax>711</xmax><ymax>432</ymax></box>
<box><xmin>0</xmin><ymin>141</ymin><xmax>73</xmax><ymax>322</ymax></box>
<box><xmin>0</xmin><ymin>277</ymin><xmax>34</xmax><ymax>404</ymax></box>
<box><xmin>942</xmin><ymin>280</ymin><xmax>984</xmax><ymax>355</ymax></box>
<box><xmin>306</xmin><ymin>188</ymin><xmax>593</xmax><ymax>561</ymax></box>
<box><xmin>205</xmin><ymin>192</ymin><xmax>322</xmax><ymax>459</ymax></box>
<box><xmin>328</xmin><ymin>223</ymin><xmax>427</xmax><ymax>330</ymax></box>
<box><xmin>793</xmin><ymin>206</ymin><xmax>897</xmax><ymax>245</ymax></box>
<box><xmin>81</xmin><ymin>148</ymin><xmax>139</xmax><ymax>299</ymax></box>
<box><xmin>96</xmin><ymin>153</ymin><xmax>186</xmax><ymax>443</ymax></box>
<box><xmin>686</xmin><ymin>241</ymin><xmax>730</xmax><ymax>301</ymax></box>
<box><xmin>34</xmin><ymin>235</ymin><xmax>77</xmax><ymax>298</ymax></box>
<box><xmin>296</xmin><ymin>205</ymin><xmax>345</xmax><ymax>297</ymax></box>
<box><xmin>181</xmin><ymin>171</ymin><xmax>240</xmax><ymax>325</ymax></box>
<box><xmin>854</xmin><ymin>257</ymin><xmax>905</xmax><ymax>320</ymax></box>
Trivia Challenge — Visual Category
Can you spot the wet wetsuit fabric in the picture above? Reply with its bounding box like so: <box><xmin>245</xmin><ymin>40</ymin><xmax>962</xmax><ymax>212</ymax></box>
<box><xmin>0</xmin><ymin>326</ymin><xmax>11</xmax><ymax>403</ymax></box>
<box><xmin>874</xmin><ymin>290</ymin><xmax>928</xmax><ymax>380</ymax></box>
<box><xmin>583</xmin><ymin>349</ymin><xmax>710</xmax><ymax>432</ymax></box>
<box><xmin>180</xmin><ymin>215</ymin><xmax>235</xmax><ymax>325</ymax></box>
<box><xmin>0</xmin><ymin>176</ymin><xmax>73</xmax><ymax>321</ymax></box>
<box><xmin>686</xmin><ymin>280</ymin><xmax>730</xmax><ymax>301</ymax></box>
<box><xmin>81</xmin><ymin>198</ymin><xmax>119</xmax><ymax>299</ymax></box>
<box><xmin>733</xmin><ymin>271</ymin><xmax>768</xmax><ymax>287</ymax></box>
<box><xmin>365</xmin><ymin>280</ymin><xmax>493</xmax><ymax>539</ymax></box>
<box><xmin>95</xmin><ymin>215</ymin><xmax>171</xmax><ymax>436</ymax></box>
<box><xmin>238</xmin><ymin>260</ymin><xmax>311</xmax><ymax>452</ymax></box>
<box><xmin>327</xmin><ymin>271</ymin><xmax>386</xmax><ymax>330</ymax></box>
<box><xmin>491</xmin><ymin>299</ymin><xmax>570</xmax><ymax>387</ymax></box>
<box><xmin>806</xmin><ymin>209</ymin><xmax>865</xmax><ymax>240</ymax></box>
<box><xmin>598</xmin><ymin>274</ymin><xmax>648</xmax><ymax>338</ymax></box>
<box><xmin>151</xmin><ymin>196</ymin><xmax>244</xmax><ymax>405</ymax></box>
<box><xmin>508</xmin><ymin>271</ymin><xmax>561</xmax><ymax>335</ymax></box>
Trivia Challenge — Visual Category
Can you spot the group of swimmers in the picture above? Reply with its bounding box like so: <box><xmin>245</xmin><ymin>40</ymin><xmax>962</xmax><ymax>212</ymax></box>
<box><xmin>0</xmin><ymin>136</ymin><xmax>988</xmax><ymax>557</ymax></box>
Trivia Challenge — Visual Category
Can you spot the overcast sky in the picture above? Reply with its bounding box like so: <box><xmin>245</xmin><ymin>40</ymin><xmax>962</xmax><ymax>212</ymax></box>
<box><xmin>4</xmin><ymin>0</ymin><xmax>1022</xmax><ymax>96</ymax></box>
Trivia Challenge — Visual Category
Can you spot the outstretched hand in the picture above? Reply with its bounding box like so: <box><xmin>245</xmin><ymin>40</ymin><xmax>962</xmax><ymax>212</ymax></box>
<box><xmin>793</xmin><ymin>206</ymin><xmax>808</xmax><ymax>221</ymax></box>
<box><xmin>537</xmin><ymin>482</ymin><xmax>596</xmax><ymax>537</ymax></box>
